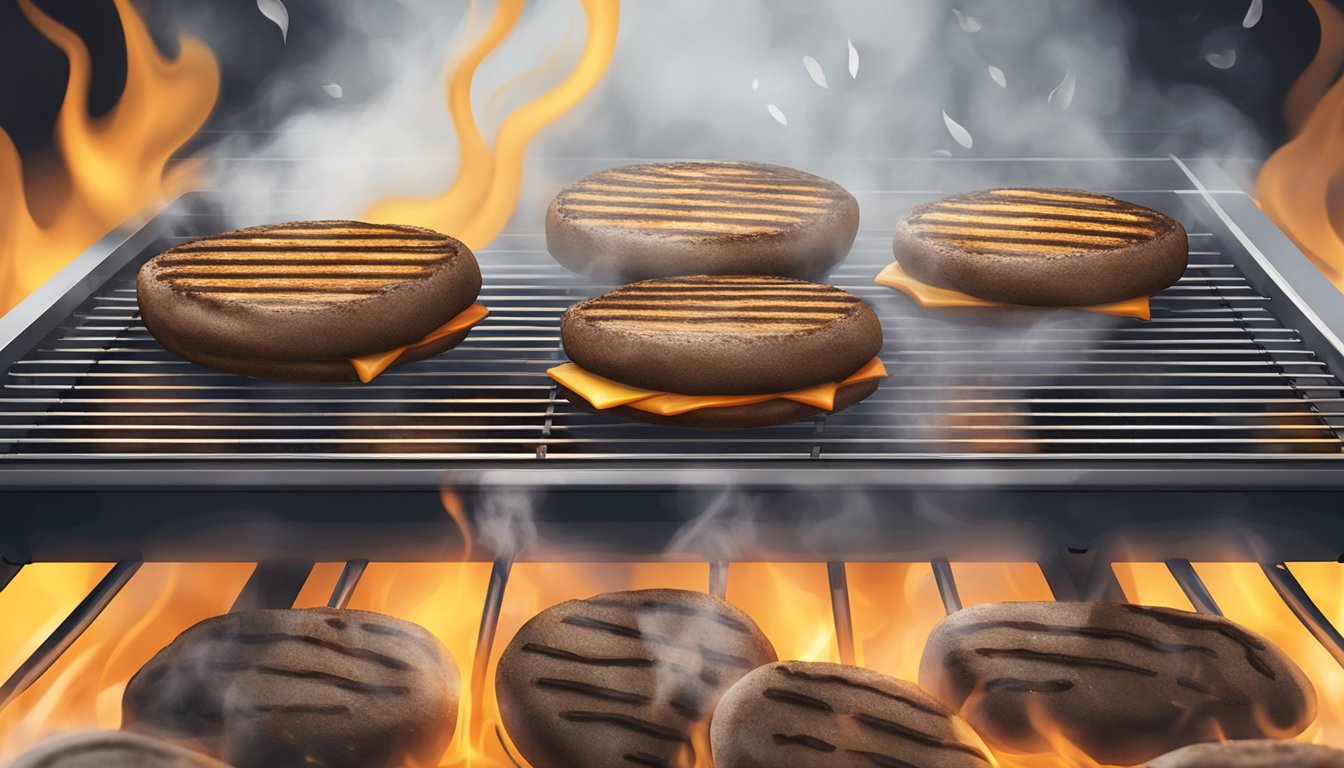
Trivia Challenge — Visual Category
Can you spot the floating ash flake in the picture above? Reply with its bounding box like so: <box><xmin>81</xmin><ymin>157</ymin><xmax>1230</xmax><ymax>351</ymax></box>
<box><xmin>931</xmin><ymin>149</ymin><xmax>953</xmax><ymax>157</ymax></box>
<box><xmin>767</xmin><ymin>104</ymin><xmax>788</xmax><ymax>125</ymax></box>
<box><xmin>1048</xmin><ymin>68</ymin><xmax>1076</xmax><ymax>110</ymax></box>
<box><xmin>802</xmin><ymin>56</ymin><xmax>829</xmax><ymax>89</ymax></box>
<box><xmin>257</xmin><ymin>0</ymin><xmax>289</xmax><ymax>42</ymax></box>
<box><xmin>942</xmin><ymin>110</ymin><xmax>973</xmax><ymax>148</ymax></box>
<box><xmin>848</xmin><ymin>39</ymin><xmax>859</xmax><ymax>79</ymax></box>
<box><xmin>751</xmin><ymin>78</ymin><xmax>759</xmax><ymax>91</ymax></box>
<box><xmin>988</xmin><ymin>66</ymin><xmax>1007</xmax><ymax>88</ymax></box>
<box><xmin>1243</xmin><ymin>0</ymin><xmax>1263</xmax><ymax>28</ymax></box>
<box><xmin>952</xmin><ymin>9</ymin><xmax>983</xmax><ymax>32</ymax></box>
<box><xmin>322</xmin><ymin>83</ymin><xmax>343</xmax><ymax>98</ymax></box>
<box><xmin>1205</xmin><ymin>49</ymin><xmax>1237</xmax><ymax>69</ymax></box>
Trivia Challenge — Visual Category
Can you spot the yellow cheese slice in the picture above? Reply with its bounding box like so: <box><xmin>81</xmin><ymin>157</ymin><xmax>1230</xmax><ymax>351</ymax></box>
<box><xmin>874</xmin><ymin>261</ymin><xmax>1151</xmax><ymax>320</ymax></box>
<box><xmin>349</xmin><ymin>303</ymin><xmax>489</xmax><ymax>383</ymax></box>
<box><xmin>548</xmin><ymin>356</ymin><xmax>888</xmax><ymax>416</ymax></box>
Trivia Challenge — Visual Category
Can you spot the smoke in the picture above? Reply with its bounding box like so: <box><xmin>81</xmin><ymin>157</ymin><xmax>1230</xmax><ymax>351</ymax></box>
<box><xmin>191</xmin><ymin>0</ymin><xmax>1268</xmax><ymax>228</ymax></box>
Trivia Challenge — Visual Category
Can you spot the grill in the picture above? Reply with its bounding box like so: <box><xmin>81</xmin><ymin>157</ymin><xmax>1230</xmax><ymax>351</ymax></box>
<box><xmin>4</xmin><ymin>155</ymin><xmax>1344</xmax><ymax>760</ymax></box>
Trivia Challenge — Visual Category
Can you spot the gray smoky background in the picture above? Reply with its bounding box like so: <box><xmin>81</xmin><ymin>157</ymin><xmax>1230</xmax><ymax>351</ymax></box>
<box><xmin>193</xmin><ymin>0</ymin><xmax>1275</xmax><ymax>222</ymax></box>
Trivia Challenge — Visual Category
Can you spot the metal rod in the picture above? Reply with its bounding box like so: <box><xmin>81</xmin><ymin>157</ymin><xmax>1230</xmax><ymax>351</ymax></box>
<box><xmin>0</xmin><ymin>560</ymin><xmax>141</xmax><ymax>712</ymax></box>
<box><xmin>931</xmin><ymin>558</ymin><xmax>962</xmax><ymax>615</ymax></box>
<box><xmin>709</xmin><ymin>561</ymin><xmax>729</xmax><ymax>600</ymax></box>
<box><xmin>827</xmin><ymin>562</ymin><xmax>856</xmax><ymax>666</ymax></box>
<box><xmin>471</xmin><ymin>554</ymin><xmax>516</xmax><ymax>743</ymax></box>
<box><xmin>1165</xmin><ymin>559</ymin><xmax>1223</xmax><ymax>615</ymax></box>
<box><xmin>231</xmin><ymin>562</ymin><xmax>315</xmax><ymax>612</ymax></box>
<box><xmin>327</xmin><ymin>560</ymin><xmax>369</xmax><ymax>609</ymax></box>
<box><xmin>1260</xmin><ymin>561</ymin><xmax>1344</xmax><ymax>669</ymax></box>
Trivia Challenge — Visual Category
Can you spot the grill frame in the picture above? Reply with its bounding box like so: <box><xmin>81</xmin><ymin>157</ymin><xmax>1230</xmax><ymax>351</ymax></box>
<box><xmin>3</xmin><ymin>156</ymin><xmax>1344</xmax><ymax>561</ymax></box>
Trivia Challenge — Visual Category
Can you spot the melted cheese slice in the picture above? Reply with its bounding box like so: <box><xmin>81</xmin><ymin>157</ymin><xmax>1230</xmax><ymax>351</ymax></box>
<box><xmin>349</xmin><ymin>304</ymin><xmax>489</xmax><ymax>383</ymax></box>
<box><xmin>874</xmin><ymin>261</ymin><xmax>1151</xmax><ymax>320</ymax></box>
<box><xmin>549</xmin><ymin>357</ymin><xmax>888</xmax><ymax>416</ymax></box>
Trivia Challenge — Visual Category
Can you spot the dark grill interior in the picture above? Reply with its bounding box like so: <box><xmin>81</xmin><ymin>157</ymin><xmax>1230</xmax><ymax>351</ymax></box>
<box><xmin>2</xmin><ymin>159</ymin><xmax>1342</xmax><ymax>461</ymax></box>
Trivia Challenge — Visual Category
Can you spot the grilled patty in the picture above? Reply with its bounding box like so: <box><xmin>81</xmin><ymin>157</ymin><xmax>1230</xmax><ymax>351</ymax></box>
<box><xmin>711</xmin><ymin>661</ymin><xmax>993</xmax><ymax>768</ymax></box>
<box><xmin>496</xmin><ymin>589</ymin><xmax>777</xmax><ymax>768</ymax></box>
<box><xmin>547</xmin><ymin>161</ymin><xmax>859</xmax><ymax>279</ymax></box>
<box><xmin>918</xmin><ymin>601</ymin><xmax>1316</xmax><ymax>765</ymax></box>
<box><xmin>122</xmin><ymin>608</ymin><xmax>459</xmax><ymax>768</ymax></box>
<box><xmin>893</xmin><ymin>188</ymin><xmax>1188</xmax><ymax>305</ymax></box>
<box><xmin>137</xmin><ymin>220</ymin><xmax>481</xmax><ymax>376</ymax></box>
<box><xmin>3</xmin><ymin>731</ymin><xmax>234</xmax><ymax>768</ymax></box>
<box><xmin>1145</xmin><ymin>740</ymin><xmax>1344</xmax><ymax>768</ymax></box>
<box><xmin>561</xmin><ymin>276</ymin><xmax>882</xmax><ymax>395</ymax></box>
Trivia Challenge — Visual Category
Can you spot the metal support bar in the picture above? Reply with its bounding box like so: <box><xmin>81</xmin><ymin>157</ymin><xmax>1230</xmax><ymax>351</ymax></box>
<box><xmin>0</xmin><ymin>560</ymin><xmax>141</xmax><ymax>712</ymax></box>
<box><xmin>827</xmin><ymin>562</ymin><xmax>856</xmax><ymax>666</ymax></box>
<box><xmin>231</xmin><ymin>562</ymin><xmax>315</xmax><ymax>612</ymax></box>
<box><xmin>709</xmin><ymin>561</ymin><xmax>728</xmax><ymax>600</ymax></box>
<box><xmin>472</xmin><ymin>555</ymin><xmax>515</xmax><ymax>744</ymax></box>
<box><xmin>1260</xmin><ymin>561</ymin><xmax>1344</xmax><ymax>669</ymax></box>
<box><xmin>931</xmin><ymin>558</ymin><xmax>962</xmax><ymax>615</ymax></box>
<box><xmin>327</xmin><ymin>560</ymin><xmax>369</xmax><ymax>609</ymax></box>
<box><xmin>1165</xmin><ymin>558</ymin><xmax>1223</xmax><ymax>615</ymax></box>
<box><xmin>0</xmin><ymin>561</ymin><xmax>22</xmax><ymax>593</ymax></box>
<box><xmin>1041</xmin><ymin>548</ymin><xmax>1128</xmax><ymax>603</ymax></box>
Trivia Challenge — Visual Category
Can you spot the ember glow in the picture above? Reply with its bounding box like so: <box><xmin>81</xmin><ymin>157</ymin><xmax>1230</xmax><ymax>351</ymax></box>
<box><xmin>0</xmin><ymin>0</ymin><xmax>218</xmax><ymax>317</ymax></box>
<box><xmin>362</xmin><ymin>0</ymin><xmax>620</xmax><ymax>250</ymax></box>
<box><xmin>1256</xmin><ymin>0</ymin><xmax>1344</xmax><ymax>291</ymax></box>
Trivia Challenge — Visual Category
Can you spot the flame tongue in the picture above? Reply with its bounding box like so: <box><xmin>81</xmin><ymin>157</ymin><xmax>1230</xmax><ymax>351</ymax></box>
<box><xmin>1256</xmin><ymin>0</ymin><xmax>1344</xmax><ymax>291</ymax></box>
<box><xmin>363</xmin><ymin>0</ymin><xmax>620</xmax><ymax>250</ymax></box>
<box><xmin>0</xmin><ymin>0</ymin><xmax>219</xmax><ymax>317</ymax></box>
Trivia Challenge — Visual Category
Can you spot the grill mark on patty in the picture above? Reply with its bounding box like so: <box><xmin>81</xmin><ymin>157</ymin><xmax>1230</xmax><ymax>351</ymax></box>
<box><xmin>584</xmin><ymin>303</ymin><xmax>857</xmax><ymax>314</ymax></box>
<box><xmin>763</xmin><ymin>687</ymin><xmax>835</xmax><ymax>711</ymax></box>
<box><xmin>230</xmin><ymin>703</ymin><xmax>351</xmax><ymax>716</ymax></box>
<box><xmin>558</xmin><ymin>711</ymin><xmax>687</xmax><ymax>742</ymax></box>
<box><xmin>520</xmin><ymin>642</ymin><xmax>657</xmax><ymax>668</ymax></box>
<box><xmin>1120</xmin><ymin>605</ymin><xmax>1274</xmax><ymax>679</ymax></box>
<box><xmin>933</xmin><ymin>239</ymin><xmax>1106</xmax><ymax>256</ymax></box>
<box><xmin>914</xmin><ymin>211</ymin><xmax>1159</xmax><ymax>233</ymax></box>
<box><xmin>558</xmin><ymin>217</ymin><xmax>779</xmax><ymax>235</ymax></box>
<box><xmin>985</xmin><ymin>189</ymin><xmax>1121</xmax><ymax>205</ymax></box>
<box><xmin>624</xmin><ymin>753</ymin><xmax>672</xmax><ymax>767</ymax></box>
<box><xmin>774</xmin><ymin>667</ymin><xmax>948</xmax><ymax>716</ymax></box>
<box><xmin>154</xmin><ymin>254</ymin><xmax>451</xmax><ymax>266</ymax></box>
<box><xmin>559</xmin><ymin>203</ymin><xmax>807</xmax><ymax>225</ymax></box>
<box><xmin>602</xmin><ymin>170</ymin><xmax>833</xmax><ymax>195</ymax></box>
<box><xmin>595</xmin><ymin>320</ymin><xmax>826</xmax><ymax>334</ymax></box>
<box><xmin>535</xmin><ymin>677</ymin><xmax>653</xmax><ymax>706</ymax></box>
<box><xmin>773</xmin><ymin>733</ymin><xmax>838</xmax><ymax>752</ymax></box>
<box><xmin>577</xmin><ymin>181</ymin><xmax>835</xmax><ymax>204</ymax></box>
<box><xmin>934</xmin><ymin>201</ymin><xmax>1155</xmax><ymax>222</ymax></box>
<box><xmin>165</xmin><ymin>278</ymin><xmax>416</xmax><ymax>291</ymax></box>
<box><xmin>946</xmin><ymin>620</ymin><xmax>1220</xmax><ymax>658</ymax></box>
<box><xmin>562</xmin><ymin>191</ymin><xmax>828</xmax><ymax>214</ymax></box>
<box><xmin>183</xmin><ymin>291</ymin><xmax>374</xmax><ymax>303</ymax></box>
<box><xmin>170</xmin><ymin>244</ymin><xmax>456</xmax><ymax>254</ymax></box>
<box><xmin>954</xmin><ymin>647</ymin><xmax>1161</xmax><ymax>677</ymax></box>
<box><xmin>204</xmin><ymin>660</ymin><xmax>409</xmax><ymax>695</ymax></box>
<box><xmin>851</xmin><ymin>714</ymin><xmax>992</xmax><ymax>762</ymax></box>
<box><xmin>559</xmin><ymin>615</ymin><xmax>758</xmax><ymax>669</ymax></box>
<box><xmin>909</xmin><ymin>224</ymin><xmax>1147</xmax><ymax>247</ymax></box>
<box><xmin>157</xmin><ymin>267</ymin><xmax>434</xmax><ymax>279</ymax></box>
<box><xmin>983</xmin><ymin>678</ymin><xmax>1075</xmax><ymax>693</ymax></box>
<box><xmin>583</xmin><ymin>597</ymin><xmax>753</xmax><ymax>632</ymax></box>
<box><xmin>213</xmin><ymin>631</ymin><xmax>413</xmax><ymax>670</ymax></box>
<box><xmin>194</xmin><ymin>231</ymin><xmax>445</xmax><ymax>242</ymax></box>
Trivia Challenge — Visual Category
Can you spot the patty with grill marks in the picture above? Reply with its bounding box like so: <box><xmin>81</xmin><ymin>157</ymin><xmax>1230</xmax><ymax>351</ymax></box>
<box><xmin>496</xmin><ymin>589</ymin><xmax>777</xmax><ymax>768</ymax></box>
<box><xmin>1145</xmin><ymin>740</ymin><xmax>1344</xmax><ymax>768</ymax></box>
<box><xmin>893</xmin><ymin>188</ymin><xmax>1188</xmax><ymax>306</ymax></box>
<box><xmin>712</xmin><ymin>661</ymin><xmax>993</xmax><ymax>768</ymax></box>
<box><xmin>122</xmin><ymin>608</ymin><xmax>459</xmax><ymax>768</ymax></box>
<box><xmin>556</xmin><ymin>276</ymin><xmax>884</xmax><ymax>428</ymax></box>
<box><xmin>547</xmin><ymin>161</ymin><xmax>859</xmax><ymax>279</ymax></box>
<box><xmin>2</xmin><ymin>731</ymin><xmax>234</xmax><ymax>768</ymax></box>
<box><xmin>137</xmin><ymin>220</ymin><xmax>482</xmax><ymax>381</ymax></box>
<box><xmin>918</xmin><ymin>602</ymin><xmax>1315</xmax><ymax>766</ymax></box>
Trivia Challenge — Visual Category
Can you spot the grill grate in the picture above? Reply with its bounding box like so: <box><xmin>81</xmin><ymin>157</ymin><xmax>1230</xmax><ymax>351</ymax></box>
<box><xmin>2</xmin><ymin>160</ymin><xmax>1343</xmax><ymax>463</ymax></box>
<box><xmin>2</xmin><ymin>238</ymin><xmax>1342</xmax><ymax>459</ymax></box>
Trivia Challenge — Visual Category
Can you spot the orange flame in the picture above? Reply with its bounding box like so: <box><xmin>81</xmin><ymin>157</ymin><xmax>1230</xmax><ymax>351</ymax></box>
<box><xmin>362</xmin><ymin>0</ymin><xmax>619</xmax><ymax>250</ymax></box>
<box><xmin>1256</xmin><ymin>0</ymin><xmax>1344</xmax><ymax>291</ymax></box>
<box><xmin>0</xmin><ymin>0</ymin><xmax>218</xmax><ymax>317</ymax></box>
